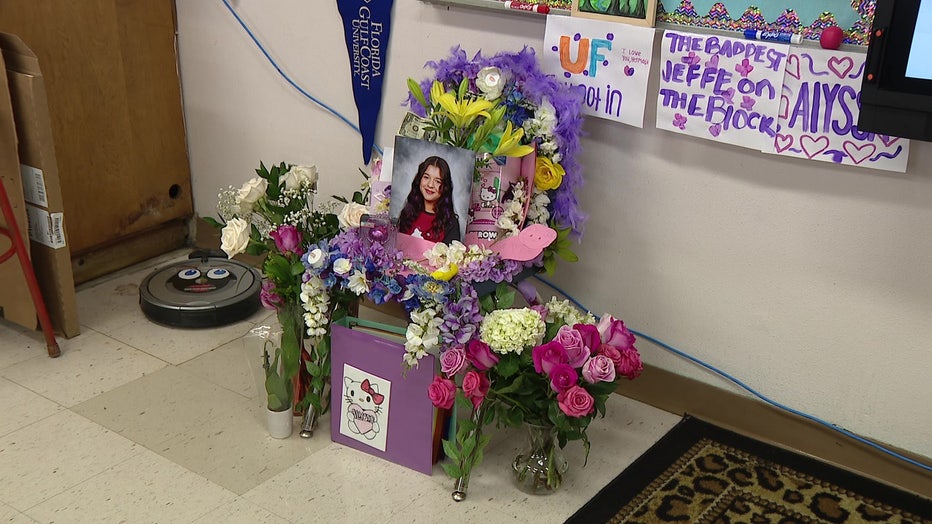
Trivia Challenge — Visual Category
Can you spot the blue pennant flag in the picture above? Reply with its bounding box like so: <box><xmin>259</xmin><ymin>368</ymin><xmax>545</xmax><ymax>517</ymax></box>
<box><xmin>337</xmin><ymin>0</ymin><xmax>394</xmax><ymax>165</ymax></box>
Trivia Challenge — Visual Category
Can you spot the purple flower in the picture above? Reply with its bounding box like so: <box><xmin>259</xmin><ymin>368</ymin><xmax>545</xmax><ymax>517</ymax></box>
<box><xmin>270</xmin><ymin>224</ymin><xmax>302</xmax><ymax>255</ymax></box>
<box><xmin>259</xmin><ymin>280</ymin><xmax>283</xmax><ymax>310</ymax></box>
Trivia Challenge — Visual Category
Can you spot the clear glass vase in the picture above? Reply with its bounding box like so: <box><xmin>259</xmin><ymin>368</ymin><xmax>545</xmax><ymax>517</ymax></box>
<box><xmin>512</xmin><ymin>423</ymin><xmax>568</xmax><ymax>495</ymax></box>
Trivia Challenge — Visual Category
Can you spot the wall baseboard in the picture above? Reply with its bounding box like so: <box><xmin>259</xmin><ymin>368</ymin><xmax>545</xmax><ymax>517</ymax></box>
<box><xmin>615</xmin><ymin>364</ymin><xmax>932</xmax><ymax>499</ymax></box>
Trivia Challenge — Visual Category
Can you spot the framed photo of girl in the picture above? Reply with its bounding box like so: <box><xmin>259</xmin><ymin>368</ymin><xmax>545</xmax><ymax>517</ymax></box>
<box><xmin>571</xmin><ymin>0</ymin><xmax>658</xmax><ymax>27</ymax></box>
<box><xmin>389</xmin><ymin>136</ymin><xmax>474</xmax><ymax>258</ymax></box>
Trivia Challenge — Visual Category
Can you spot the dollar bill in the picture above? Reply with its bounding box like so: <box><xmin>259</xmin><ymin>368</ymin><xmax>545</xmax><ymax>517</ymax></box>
<box><xmin>398</xmin><ymin>112</ymin><xmax>435</xmax><ymax>140</ymax></box>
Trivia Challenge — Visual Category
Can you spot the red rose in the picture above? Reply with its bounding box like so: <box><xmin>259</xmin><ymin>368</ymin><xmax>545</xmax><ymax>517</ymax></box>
<box><xmin>461</xmin><ymin>370</ymin><xmax>490</xmax><ymax>409</ymax></box>
<box><xmin>427</xmin><ymin>376</ymin><xmax>456</xmax><ymax>410</ymax></box>
<box><xmin>557</xmin><ymin>385</ymin><xmax>595</xmax><ymax>418</ymax></box>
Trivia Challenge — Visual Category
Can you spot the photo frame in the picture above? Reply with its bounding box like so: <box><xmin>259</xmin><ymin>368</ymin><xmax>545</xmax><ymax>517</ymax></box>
<box><xmin>571</xmin><ymin>0</ymin><xmax>658</xmax><ymax>27</ymax></box>
<box><xmin>388</xmin><ymin>136</ymin><xmax>475</xmax><ymax>259</ymax></box>
<box><xmin>330</xmin><ymin>317</ymin><xmax>442</xmax><ymax>475</ymax></box>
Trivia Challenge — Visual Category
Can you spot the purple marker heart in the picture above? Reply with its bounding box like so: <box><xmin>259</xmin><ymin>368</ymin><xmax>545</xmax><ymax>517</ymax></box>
<box><xmin>624</xmin><ymin>66</ymin><xmax>635</xmax><ymax>76</ymax></box>
<box><xmin>709</xmin><ymin>124</ymin><xmax>722</xmax><ymax>137</ymax></box>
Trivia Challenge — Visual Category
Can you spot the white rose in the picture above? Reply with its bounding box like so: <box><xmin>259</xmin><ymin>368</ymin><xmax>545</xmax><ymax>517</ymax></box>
<box><xmin>338</xmin><ymin>202</ymin><xmax>368</xmax><ymax>229</ymax></box>
<box><xmin>281</xmin><ymin>165</ymin><xmax>318</xmax><ymax>191</ymax></box>
<box><xmin>333</xmin><ymin>258</ymin><xmax>352</xmax><ymax>275</ymax></box>
<box><xmin>236</xmin><ymin>177</ymin><xmax>267</xmax><ymax>211</ymax></box>
<box><xmin>306</xmin><ymin>248</ymin><xmax>326</xmax><ymax>269</ymax></box>
<box><xmin>476</xmin><ymin>66</ymin><xmax>504</xmax><ymax>99</ymax></box>
<box><xmin>220</xmin><ymin>218</ymin><xmax>250</xmax><ymax>258</ymax></box>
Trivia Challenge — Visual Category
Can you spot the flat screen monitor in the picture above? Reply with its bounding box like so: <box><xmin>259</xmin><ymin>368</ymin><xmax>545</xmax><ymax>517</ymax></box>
<box><xmin>858</xmin><ymin>0</ymin><xmax>932</xmax><ymax>141</ymax></box>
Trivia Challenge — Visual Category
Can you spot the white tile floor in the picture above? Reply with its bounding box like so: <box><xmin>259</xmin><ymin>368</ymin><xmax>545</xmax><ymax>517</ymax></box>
<box><xmin>0</xmin><ymin>251</ymin><xmax>681</xmax><ymax>523</ymax></box>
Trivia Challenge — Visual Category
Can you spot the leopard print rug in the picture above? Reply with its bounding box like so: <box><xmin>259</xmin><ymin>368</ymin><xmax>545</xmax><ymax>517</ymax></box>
<box><xmin>567</xmin><ymin>417</ymin><xmax>932</xmax><ymax>524</ymax></box>
<box><xmin>613</xmin><ymin>438</ymin><xmax>930</xmax><ymax>523</ymax></box>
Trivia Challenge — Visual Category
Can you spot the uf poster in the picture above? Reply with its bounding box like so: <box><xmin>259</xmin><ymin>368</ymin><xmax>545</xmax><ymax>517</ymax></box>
<box><xmin>542</xmin><ymin>16</ymin><xmax>655</xmax><ymax>127</ymax></box>
<box><xmin>773</xmin><ymin>48</ymin><xmax>909</xmax><ymax>172</ymax></box>
<box><xmin>656</xmin><ymin>30</ymin><xmax>789</xmax><ymax>151</ymax></box>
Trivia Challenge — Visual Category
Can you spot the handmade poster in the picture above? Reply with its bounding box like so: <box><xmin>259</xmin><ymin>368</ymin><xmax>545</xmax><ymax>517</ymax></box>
<box><xmin>464</xmin><ymin>152</ymin><xmax>536</xmax><ymax>247</ymax></box>
<box><xmin>337</xmin><ymin>0</ymin><xmax>394</xmax><ymax>165</ymax></box>
<box><xmin>330</xmin><ymin>320</ymin><xmax>439</xmax><ymax>475</ymax></box>
<box><xmin>657</xmin><ymin>30</ymin><xmax>789</xmax><ymax>151</ymax></box>
<box><xmin>773</xmin><ymin>48</ymin><xmax>909</xmax><ymax>172</ymax></box>
<box><xmin>542</xmin><ymin>16</ymin><xmax>655</xmax><ymax>127</ymax></box>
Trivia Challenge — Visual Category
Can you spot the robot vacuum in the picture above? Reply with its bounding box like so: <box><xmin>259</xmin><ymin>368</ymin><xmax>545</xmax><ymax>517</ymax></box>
<box><xmin>139</xmin><ymin>250</ymin><xmax>262</xmax><ymax>328</ymax></box>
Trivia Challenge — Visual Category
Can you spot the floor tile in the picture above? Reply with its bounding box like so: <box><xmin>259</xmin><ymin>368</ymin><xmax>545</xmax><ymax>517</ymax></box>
<box><xmin>153</xmin><ymin>403</ymin><xmax>330</xmax><ymax>495</ymax></box>
<box><xmin>0</xmin><ymin>377</ymin><xmax>63</xmax><ymax>438</ymax></box>
<box><xmin>0</xmin><ymin>322</ymin><xmax>48</xmax><ymax>371</ymax></box>
<box><xmin>0</xmin><ymin>502</ymin><xmax>37</xmax><ymax>524</ymax></box>
<box><xmin>72</xmin><ymin>365</ymin><xmax>254</xmax><ymax>449</ymax></box>
<box><xmin>24</xmin><ymin>448</ymin><xmax>236</xmax><ymax>524</ymax></box>
<box><xmin>1</xmin><ymin>330</ymin><xmax>167</xmax><ymax>407</ymax></box>
<box><xmin>106</xmin><ymin>316</ymin><xmax>258</xmax><ymax>365</ymax></box>
<box><xmin>244</xmin><ymin>443</ymin><xmax>442</xmax><ymax>522</ymax></box>
<box><xmin>179</xmin><ymin>336</ymin><xmax>260</xmax><ymax>401</ymax></box>
<box><xmin>192</xmin><ymin>497</ymin><xmax>290</xmax><ymax>523</ymax></box>
<box><xmin>0</xmin><ymin>410</ymin><xmax>140</xmax><ymax>512</ymax></box>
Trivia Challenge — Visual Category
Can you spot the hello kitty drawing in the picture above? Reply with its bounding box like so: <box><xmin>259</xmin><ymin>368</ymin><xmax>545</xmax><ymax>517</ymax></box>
<box><xmin>344</xmin><ymin>377</ymin><xmax>384</xmax><ymax>441</ymax></box>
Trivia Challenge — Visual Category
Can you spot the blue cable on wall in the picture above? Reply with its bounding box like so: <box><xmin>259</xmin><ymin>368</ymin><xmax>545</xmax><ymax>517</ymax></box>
<box><xmin>532</xmin><ymin>275</ymin><xmax>932</xmax><ymax>474</ymax></box>
<box><xmin>218</xmin><ymin>0</ymin><xmax>930</xmax><ymax>475</ymax></box>
<box><xmin>219</xmin><ymin>0</ymin><xmax>383</xmax><ymax>158</ymax></box>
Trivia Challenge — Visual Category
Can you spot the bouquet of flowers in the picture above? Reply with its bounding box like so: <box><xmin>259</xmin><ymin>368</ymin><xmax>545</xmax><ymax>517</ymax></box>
<box><xmin>210</xmin><ymin>162</ymin><xmax>354</xmax><ymax>424</ymax></box>
<box><xmin>429</xmin><ymin>291</ymin><xmax>643</xmax><ymax>494</ymax></box>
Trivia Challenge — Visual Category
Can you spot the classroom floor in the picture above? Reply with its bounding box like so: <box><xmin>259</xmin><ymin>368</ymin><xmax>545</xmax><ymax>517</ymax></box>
<box><xmin>0</xmin><ymin>250</ymin><xmax>680</xmax><ymax>523</ymax></box>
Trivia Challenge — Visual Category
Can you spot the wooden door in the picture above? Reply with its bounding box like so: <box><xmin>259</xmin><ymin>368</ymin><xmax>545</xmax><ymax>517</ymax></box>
<box><xmin>0</xmin><ymin>0</ymin><xmax>193</xmax><ymax>282</ymax></box>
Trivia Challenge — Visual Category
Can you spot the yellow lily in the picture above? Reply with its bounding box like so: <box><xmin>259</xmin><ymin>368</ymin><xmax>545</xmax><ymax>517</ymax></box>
<box><xmin>493</xmin><ymin>121</ymin><xmax>535</xmax><ymax>157</ymax></box>
<box><xmin>435</xmin><ymin>91</ymin><xmax>494</xmax><ymax>129</ymax></box>
<box><xmin>430</xmin><ymin>263</ymin><xmax>459</xmax><ymax>281</ymax></box>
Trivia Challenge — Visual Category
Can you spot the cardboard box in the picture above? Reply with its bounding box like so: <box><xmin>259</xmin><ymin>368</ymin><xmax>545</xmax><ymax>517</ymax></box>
<box><xmin>0</xmin><ymin>39</ymin><xmax>36</xmax><ymax>331</ymax></box>
<box><xmin>0</xmin><ymin>32</ymin><xmax>79</xmax><ymax>338</ymax></box>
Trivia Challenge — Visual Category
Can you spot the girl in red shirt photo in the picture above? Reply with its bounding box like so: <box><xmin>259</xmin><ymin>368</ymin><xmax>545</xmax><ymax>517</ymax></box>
<box><xmin>397</xmin><ymin>156</ymin><xmax>461</xmax><ymax>243</ymax></box>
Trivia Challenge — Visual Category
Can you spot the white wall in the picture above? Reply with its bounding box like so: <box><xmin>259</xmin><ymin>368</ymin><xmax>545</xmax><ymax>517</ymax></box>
<box><xmin>175</xmin><ymin>0</ymin><xmax>932</xmax><ymax>459</ymax></box>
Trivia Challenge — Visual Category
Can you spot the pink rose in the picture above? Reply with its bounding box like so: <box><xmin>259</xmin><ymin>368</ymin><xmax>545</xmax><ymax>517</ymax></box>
<box><xmin>532</xmin><ymin>341</ymin><xmax>569</xmax><ymax>375</ymax></box>
<box><xmin>557</xmin><ymin>385</ymin><xmax>595</xmax><ymax>418</ymax></box>
<box><xmin>581</xmin><ymin>355</ymin><xmax>616</xmax><ymax>384</ymax></box>
<box><xmin>259</xmin><ymin>280</ymin><xmax>283</xmax><ymax>310</ymax></box>
<box><xmin>596</xmin><ymin>314</ymin><xmax>637</xmax><ymax>350</ymax></box>
<box><xmin>461</xmin><ymin>370</ymin><xmax>490</xmax><ymax>409</ymax></box>
<box><xmin>574</xmin><ymin>323</ymin><xmax>601</xmax><ymax>353</ymax></box>
<box><xmin>555</xmin><ymin>325</ymin><xmax>590</xmax><ymax>368</ymax></box>
<box><xmin>427</xmin><ymin>376</ymin><xmax>456</xmax><ymax>410</ymax></box>
<box><xmin>270</xmin><ymin>224</ymin><xmax>303</xmax><ymax>255</ymax></box>
<box><xmin>466</xmin><ymin>339</ymin><xmax>499</xmax><ymax>371</ymax></box>
<box><xmin>597</xmin><ymin>343</ymin><xmax>623</xmax><ymax>371</ymax></box>
<box><xmin>548</xmin><ymin>363</ymin><xmax>578</xmax><ymax>393</ymax></box>
<box><xmin>616</xmin><ymin>346</ymin><xmax>643</xmax><ymax>379</ymax></box>
<box><xmin>439</xmin><ymin>347</ymin><xmax>467</xmax><ymax>376</ymax></box>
